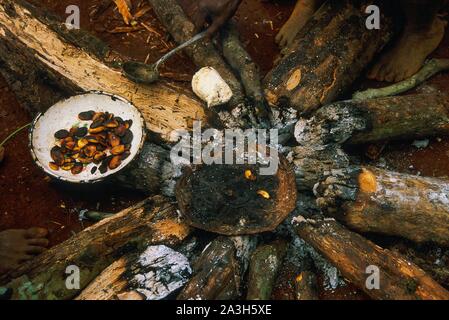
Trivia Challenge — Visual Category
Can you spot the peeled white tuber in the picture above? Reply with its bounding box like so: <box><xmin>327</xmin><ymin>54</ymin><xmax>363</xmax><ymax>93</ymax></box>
<box><xmin>192</xmin><ymin>67</ymin><xmax>233</xmax><ymax>107</ymax></box>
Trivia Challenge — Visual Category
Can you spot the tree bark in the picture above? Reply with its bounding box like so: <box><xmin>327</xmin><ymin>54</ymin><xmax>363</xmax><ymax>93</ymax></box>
<box><xmin>264</xmin><ymin>0</ymin><xmax>394</xmax><ymax>115</ymax></box>
<box><xmin>246</xmin><ymin>240</ymin><xmax>287</xmax><ymax>300</ymax></box>
<box><xmin>0</xmin><ymin>0</ymin><xmax>207</xmax><ymax>142</ymax></box>
<box><xmin>347</xmin><ymin>94</ymin><xmax>449</xmax><ymax>145</ymax></box>
<box><xmin>147</xmin><ymin>0</ymin><xmax>245</xmax><ymax>108</ymax></box>
<box><xmin>315</xmin><ymin>166</ymin><xmax>449</xmax><ymax>246</ymax></box>
<box><xmin>177</xmin><ymin>237</ymin><xmax>241</xmax><ymax>300</ymax></box>
<box><xmin>221</xmin><ymin>22</ymin><xmax>269</xmax><ymax>126</ymax></box>
<box><xmin>293</xmin><ymin>217</ymin><xmax>449</xmax><ymax>300</ymax></box>
<box><xmin>293</xmin><ymin>93</ymin><xmax>449</xmax><ymax>191</ymax></box>
<box><xmin>1</xmin><ymin>196</ymin><xmax>191</xmax><ymax>300</ymax></box>
<box><xmin>76</xmin><ymin>245</ymin><xmax>192</xmax><ymax>300</ymax></box>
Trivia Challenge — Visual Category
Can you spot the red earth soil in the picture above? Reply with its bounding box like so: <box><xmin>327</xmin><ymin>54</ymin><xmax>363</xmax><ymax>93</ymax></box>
<box><xmin>0</xmin><ymin>0</ymin><xmax>448</xmax><ymax>299</ymax></box>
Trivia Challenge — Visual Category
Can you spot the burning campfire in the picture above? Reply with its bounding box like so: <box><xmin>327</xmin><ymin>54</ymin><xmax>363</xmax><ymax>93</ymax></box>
<box><xmin>0</xmin><ymin>0</ymin><xmax>449</xmax><ymax>302</ymax></box>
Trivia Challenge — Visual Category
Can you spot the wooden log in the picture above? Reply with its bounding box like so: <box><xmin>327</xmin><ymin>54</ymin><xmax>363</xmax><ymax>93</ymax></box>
<box><xmin>177</xmin><ymin>237</ymin><xmax>241</xmax><ymax>300</ymax></box>
<box><xmin>388</xmin><ymin>241</ymin><xmax>449</xmax><ymax>289</ymax></box>
<box><xmin>76</xmin><ymin>245</ymin><xmax>192</xmax><ymax>300</ymax></box>
<box><xmin>347</xmin><ymin>93</ymin><xmax>449</xmax><ymax>145</ymax></box>
<box><xmin>0</xmin><ymin>196</ymin><xmax>191</xmax><ymax>300</ymax></box>
<box><xmin>147</xmin><ymin>0</ymin><xmax>245</xmax><ymax>108</ymax></box>
<box><xmin>264</xmin><ymin>0</ymin><xmax>394</xmax><ymax>115</ymax></box>
<box><xmin>246</xmin><ymin>240</ymin><xmax>287</xmax><ymax>300</ymax></box>
<box><xmin>295</xmin><ymin>93</ymin><xmax>449</xmax><ymax>146</ymax></box>
<box><xmin>293</xmin><ymin>217</ymin><xmax>449</xmax><ymax>300</ymax></box>
<box><xmin>176</xmin><ymin>154</ymin><xmax>297</xmax><ymax>235</ymax></box>
<box><xmin>0</xmin><ymin>0</ymin><xmax>207</xmax><ymax>141</ymax></box>
<box><xmin>315</xmin><ymin>166</ymin><xmax>449</xmax><ymax>246</ymax></box>
<box><xmin>221</xmin><ymin>22</ymin><xmax>270</xmax><ymax>126</ymax></box>
<box><xmin>114</xmin><ymin>142</ymin><xmax>174</xmax><ymax>195</ymax></box>
<box><xmin>293</xmin><ymin>93</ymin><xmax>449</xmax><ymax>191</ymax></box>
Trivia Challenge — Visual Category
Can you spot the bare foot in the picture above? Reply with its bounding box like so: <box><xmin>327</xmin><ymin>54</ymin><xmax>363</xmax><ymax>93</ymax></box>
<box><xmin>368</xmin><ymin>18</ymin><xmax>446</xmax><ymax>83</ymax></box>
<box><xmin>275</xmin><ymin>1</ymin><xmax>318</xmax><ymax>49</ymax></box>
<box><xmin>0</xmin><ymin>228</ymin><xmax>49</xmax><ymax>273</ymax></box>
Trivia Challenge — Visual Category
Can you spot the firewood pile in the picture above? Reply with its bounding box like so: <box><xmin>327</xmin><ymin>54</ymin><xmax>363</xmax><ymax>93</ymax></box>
<box><xmin>0</xmin><ymin>0</ymin><xmax>449</xmax><ymax>300</ymax></box>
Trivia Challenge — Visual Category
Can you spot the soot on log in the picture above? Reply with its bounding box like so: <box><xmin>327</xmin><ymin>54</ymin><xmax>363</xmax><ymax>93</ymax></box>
<box><xmin>175</xmin><ymin>155</ymin><xmax>297</xmax><ymax>235</ymax></box>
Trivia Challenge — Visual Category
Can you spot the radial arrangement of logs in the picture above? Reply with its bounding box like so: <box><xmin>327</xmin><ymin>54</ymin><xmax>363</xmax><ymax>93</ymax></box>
<box><xmin>1</xmin><ymin>0</ymin><xmax>449</xmax><ymax>300</ymax></box>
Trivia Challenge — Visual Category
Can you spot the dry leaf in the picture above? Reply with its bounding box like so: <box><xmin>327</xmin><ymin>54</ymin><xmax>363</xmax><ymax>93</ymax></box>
<box><xmin>113</xmin><ymin>0</ymin><xmax>133</xmax><ymax>25</ymax></box>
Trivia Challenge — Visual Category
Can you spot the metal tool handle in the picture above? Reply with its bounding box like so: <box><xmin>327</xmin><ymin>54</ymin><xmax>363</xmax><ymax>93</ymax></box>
<box><xmin>154</xmin><ymin>31</ymin><xmax>208</xmax><ymax>71</ymax></box>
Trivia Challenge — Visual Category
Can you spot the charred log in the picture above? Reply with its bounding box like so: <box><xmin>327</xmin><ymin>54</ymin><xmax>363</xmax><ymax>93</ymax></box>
<box><xmin>315</xmin><ymin>166</ymin><xmax>449</xmax><ymax>247</ymax></box>
<box><xmin>177</xmin><ymin>237</ymin><xmax>241</xmax><ymax>300</ymax></box>
<box><xmin>264</xmin><ymin>0</ymin><xmax>394</xmax><ymax>114</ymax></box>
<box><xmin>176</xmin><ymin>153</ymin><xmax>297</xmax><ymax>235</ymax></box>
<box><xmin>76</xmin><ymin>245</ymin><xmax>192</xmax><ymax>300</ymax></box>
<box><xmin>293</xmin><ymin>93</ymin><xmax>449</xmax><ymax>191</ymax></box>
<box><xmin>221</xmin><ymin>22</ymin><xmax>270</xmax><ymax>127</ymax></box>
<box><xmin>1</xmin><ymin>196</ymin><xmax>191</xmax><ymax>300</ymax></box>
<box><xmin>293</xmin><ymin>217</ymin><xmax>449</xmax><ymax>300</ymax></box>
<box><xmin>246</xmin><ymin>240</ymin><xmax>287</xmax><ymax>300</ymax></box>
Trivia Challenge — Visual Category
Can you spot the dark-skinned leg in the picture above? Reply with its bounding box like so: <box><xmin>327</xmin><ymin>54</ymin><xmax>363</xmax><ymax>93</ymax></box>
<box><xmin>368</xmin><ymin>0</ymin><xmax>446</xmax><ymax>82</ymax></box>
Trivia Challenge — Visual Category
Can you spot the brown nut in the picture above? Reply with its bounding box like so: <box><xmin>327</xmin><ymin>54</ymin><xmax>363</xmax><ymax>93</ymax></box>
<box><xmin>49</xmin><ymin>162</ymin><xmax>60</xmax><ymax>171</ymax></box>
<box><xmin>71</xmin><ymin>164</ymin><xmax>83</xmax><ymax>175</ymax></box>
<box><xmin>61</xmin><ymin>162</ymin><xmax>75</xmax><ymax>171</ymax></box>
<box><xmin>89</xmin><ymin>126</ymin><xmax>105</xmax><ymax>134</ymax></box>
<box><xmin>77</xmin><ymin>138</ymin><xmax>89</xmax><ymax>149</ymax></box>
<box><xmin>121</xmin><ymin>130</ymin><xmax>133</xmax><ymax>145</ymax></box>
<box><xmin>74</xmin><ymin>127</ymin><xmax>88</xmax><ymax>137</ymax></box>
<box><xmin>78</xmin><ymin>110</ymin><xmax>95</xmax><ymax>121</ymax></box>
<box><xmin>92</xmin><ymin>112</ymin><xmax>105</xmax><ymax>122</ymax></box>
<box><xmin>84</xmin><ymin>145</ymin><xmax>97</xmax><ymax>158</ymax></box>
<box><xmin>85</xmin><ymin>135</ymin><xmax>99</xmax><ymax>144</ymax></box>
<box><xmin>121</xmin><ymin>151</ymin><xmax>131</xmax><ymax>160</ymax></box>
<box><xmin>108</xmin><ymin>155</ymin><xmax>122</xmax><ymax>170</ymax></box>
<box><xmin>50</xmin><ymin>146</ymin><xmax>64</xmax><ymax>166</ymax></box>
<box><xmin>114</xmin><ymin>124</ymin><xmax>127</xmax><ymax>137</ymax></box>
<box><xmin>111</xmin><ymin>145</ymin><xmax>125</xmax><ymax>155</ymax></box>
<box><xmin>108</xmin><ymin>133</ymin><xmax>120</xmax><ymax>148</ymax></box>
<box><xmin>93</xmin><ymin>151</ymin><xmax>106</xmax><ymax>162</ymax></box>
<box><xmin>54</xmin><ymin>129</ymin><xmax>69</xmax><ymax>139</ymax></box>
<box><xmin>78</xmin><ymin>156</ymin><xmax>93</xmax><ymax>165</ymax></box>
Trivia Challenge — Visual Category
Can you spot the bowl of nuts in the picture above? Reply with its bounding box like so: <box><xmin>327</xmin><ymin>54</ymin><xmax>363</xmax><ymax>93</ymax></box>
<box><xmin>29</xmin><ymin>91</ymin><xmax>146</xmax><ymax>183</ymax></box>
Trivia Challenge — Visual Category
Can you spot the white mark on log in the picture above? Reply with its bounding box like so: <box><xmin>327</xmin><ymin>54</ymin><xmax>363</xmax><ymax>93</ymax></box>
<box><xmin>230</xmin><ymin>235</ymin><xmax>258</xmax><ymax>275</ymax></box>
<box><xmin>131</xmin><ymin>245</ymin><xmax>192</xmax><ymax>300</ymax></box>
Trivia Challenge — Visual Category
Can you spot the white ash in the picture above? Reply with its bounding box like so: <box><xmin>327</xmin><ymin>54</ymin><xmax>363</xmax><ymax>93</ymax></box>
<box><xmin>192</xmin><ymin>67</ymin><xmax>233</xmax><ymax>108</ymax></box>
<box><xmin>230</xmin><ymin>235</ymin><xmax>259</xmax><ymax>276</ymax></box>
<box><xmin>291</xmin><ymin>236</ymin><xmax>346</xmax><ymax>291</ymax></box>
<box><xmin>130</xmin><ymin>245</ymin><xmax>192</xmax><ymax>300</ymax></box>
